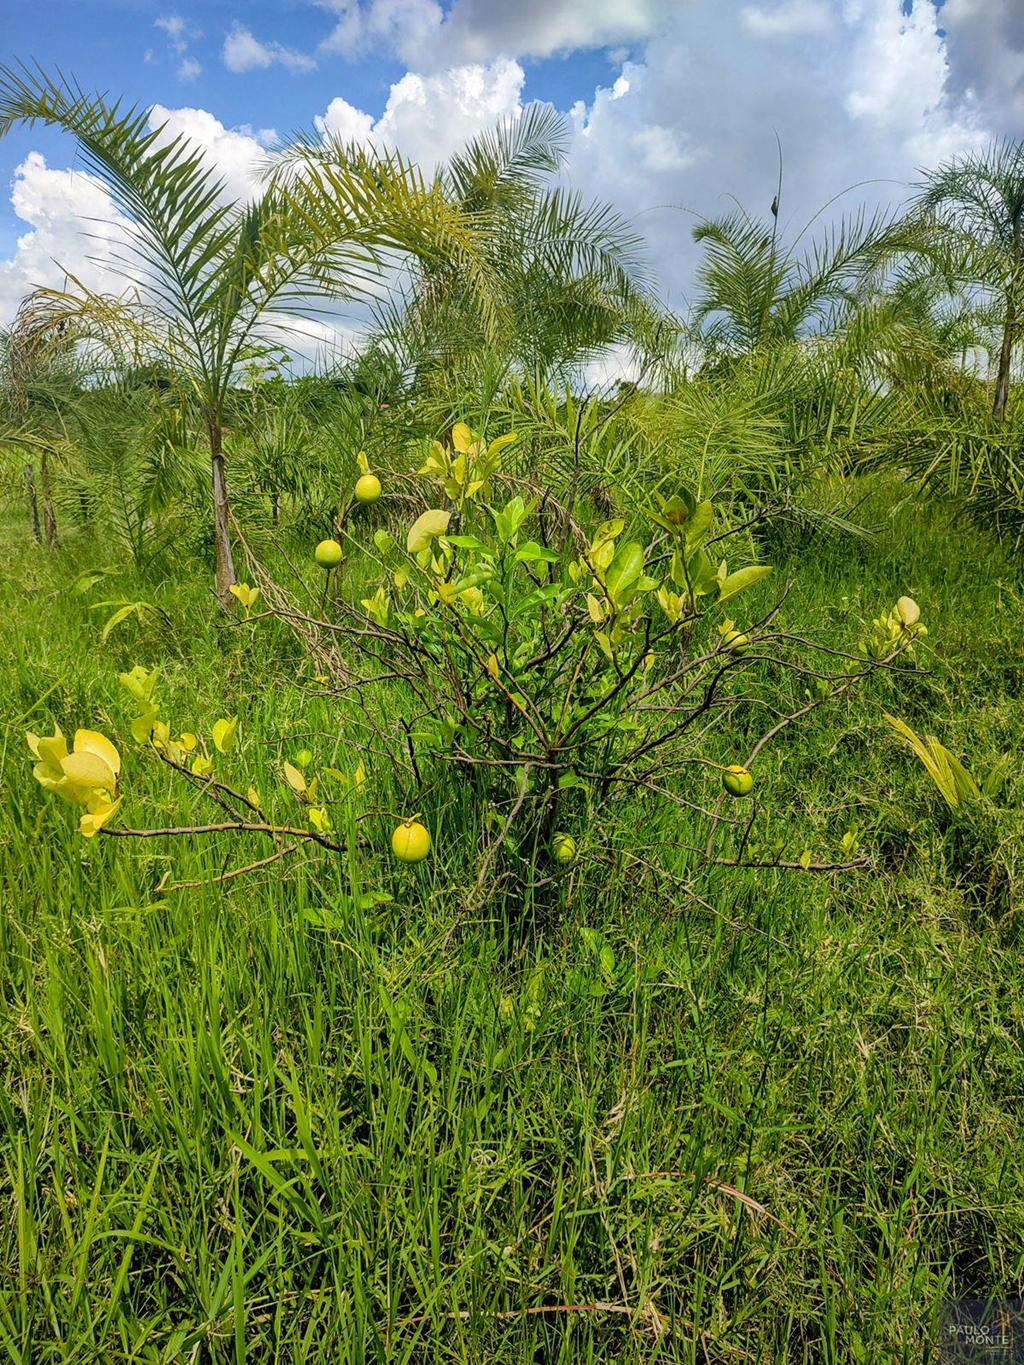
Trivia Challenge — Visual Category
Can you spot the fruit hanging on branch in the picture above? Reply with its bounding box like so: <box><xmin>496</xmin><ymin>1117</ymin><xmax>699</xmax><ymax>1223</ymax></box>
<box><xmin>392</xmin><ymin>819</ymin><xmax>431</xmax><ymax>863</ymax></box>
<box><xmin>722</xmin><ymin>765</ymin><xmax>754</xmax><ymax>798</ymax></box>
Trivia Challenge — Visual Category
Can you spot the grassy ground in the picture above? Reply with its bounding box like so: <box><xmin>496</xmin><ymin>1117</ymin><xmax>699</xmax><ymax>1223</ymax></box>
<box><xmin>2</xmin><ymin>478</ymin><xmax>1024</xmax><ymax>1363</ymax></box>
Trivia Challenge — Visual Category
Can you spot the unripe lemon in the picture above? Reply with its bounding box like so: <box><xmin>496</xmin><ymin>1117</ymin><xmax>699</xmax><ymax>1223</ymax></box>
<box><xmin>722</xmin><ymin>628</ymin><xmax>750</xmax><ymax>654</ymax></box>
<box><xmin>355</xmin><ymin>474</ymin><xmax>382</xmax><ymax>505</ymax></box>
<box><xmin>315</xmin><ymin>539</ymin><xmax>343</xmax><ymax>568</ymax></box>
<box><xmin>392</xmin><ymin>820</ymin><xmax>431</xmax><ymax>863</ymax></box>
<box><xmin>553</xmin><ymin>833</ymin><xmax>576</xmax><ymax>865</ymax></box>
<box><xmin>722</xmin><ymin>764</ymin><xmax>754</xmax><ymax>798</ymax></box>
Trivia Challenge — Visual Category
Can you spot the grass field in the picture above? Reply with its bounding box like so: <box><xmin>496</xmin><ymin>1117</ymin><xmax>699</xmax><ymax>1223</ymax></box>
<box><xmin>2</xmin><ymin>477</ymin><xmax>1024</xmax><ymax>1363</ymax></box>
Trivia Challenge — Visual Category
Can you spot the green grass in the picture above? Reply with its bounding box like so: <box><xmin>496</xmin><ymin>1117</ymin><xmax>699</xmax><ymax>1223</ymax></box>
<box><xmin>2</xmin><ymin>480</ymin><xmax>1024</xmax><ymax>1362</ymax></box>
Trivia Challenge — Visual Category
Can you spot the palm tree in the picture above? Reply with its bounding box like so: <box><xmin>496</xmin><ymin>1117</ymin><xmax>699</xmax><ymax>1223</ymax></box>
<box><xmin>911</xmin><ymin>139</ymin><xmax>1024</xmax><ymax>419</ymax></box>
<box><xmin>0</xmin><ymin>65</ymin><xmax>483</xmax><ymax>601</ymax></box>
<box><xmin>360</xmin><ymin>105</ymin><xmax>661</xmax><ymax>395</ymax></box>
<box><xmin>691</xmin><ymin>204</ymin><xmax>893</xmax><ymax>357</ymax></box>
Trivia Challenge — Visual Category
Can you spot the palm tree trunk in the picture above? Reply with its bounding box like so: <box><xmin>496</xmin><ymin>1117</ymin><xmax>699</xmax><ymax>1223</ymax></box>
<box><xmin>24</xmin><ymin>464</ymin><xmax>41</xmax><ymax>543</ymax></box>
<box><xmin>208</xmin><ymin>416</ymin><xmax>237</xmax><ymax>603</ymax></box>
<box><xmin>994</xmin><ymin>292</ymin><xmax>1015</xmax><ymax>420</ymax></box>
<box><xmin>40</xmin><ymin>447</ymin><xmax>58</xmax><ymax>548</ymax></box>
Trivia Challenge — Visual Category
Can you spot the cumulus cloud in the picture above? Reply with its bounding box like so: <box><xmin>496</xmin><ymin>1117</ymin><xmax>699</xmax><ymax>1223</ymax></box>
<box><xmin>0</xmin><ymin>109</ymin><xmax>276</xmax><ymax>328</ymax></box>
<box><xmin>317</xmin><ymin>56</ymin><xmax>526</xmax><ymax>169</ymax></box>
<box><xmin>317</xmin><ymin>0</ymin><xmax>668</xmax><ymax>66</ymax></box>
<box><xmin>223</xmin><ymin>25</ymin><xmax>318</xmax><ymax>75</ymax></box>
<box><xmin>0</xmin><ymin>0</ymin><xmax>1014</xmax><ymax>341</ymax></box>
<box><xmin>562</xmin><ymin>0</ymin><xmax>987</xmax><ymax>310</ymax></box>
<box><xmin>147</xmin><ymin>105</ymin><xmax>272</xmax><ymax>201</ymax></box>
<box><xmin>0</xmin><ymin>153</ymin><xmax>135</xmax><ymax>326</ymax></box>
<box><xmin>940</xmin><ymin>0</ymin><xmax>1024</xmax><ymax>134</ymax></box>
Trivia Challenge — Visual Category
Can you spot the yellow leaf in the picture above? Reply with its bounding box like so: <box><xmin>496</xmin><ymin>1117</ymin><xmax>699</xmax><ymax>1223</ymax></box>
<box><xmin>247</xmin><ymin>786</ymin><xmax>262</xmax><ymax>809</ymax></box>
<box><xmin>192</xmin><ymin>755</ymin><xmax>213</xmax><ymax>777</ymax></box>
<box><xmin>451</xmin><ymin>422</ymin><xmax>473</xmax><ymax>453</ymax></box>
<box><xmin>357</xmin><ymin>450</ymin><xmax>370</xmax><ymax>475</ymax></box>
<box><xmin>485</xmin><ymin>653</ymin><xmax>500</xmax><ymax>680</ymax></box>
<box><xmin>354</xmin><ymin>760</ymin><xmax>367</xmax><ymax>786</ymax></box>
<box><xmin>180</xmin><ymin>732</ymin><xmax>197</xmax><ymax>752</ymax></box>
<box><xmin>212</xmin><ymin>717</ymin><xmax>238</xmax><ymax>755</ymax></box>
<box><xmin>283</xmin><ymin>761</ymin><xmax>307</xmax><ymax>794</ymax></box>
<box><xmin>61</xmin><ymin>750</ymin><xmax>116</xmax><ymax>791</ymax></box>
<box><xmin>308</xmin><ymin>807</ymin><xmax>330</xmax><ymax>833</ymax></box>
<box><xmin>896</xmin><ymin>596</ymin><xmax>920</xmax><ymax>627</ymax></box>
<box><xmin>74</xmin><ymin>729</ymin><xmax>121</xmax><ymax>778</ymax></box>
<box><xmin>80</xmin><ymin>797</ymin><xmax>121</xmax><ymax>838</ymax></box>
<box><xmin>27</xmin><ymin>727</ymin><xmax>67</xmax><ymax>767</ymax></box>
<box><xmin>407</xmin><ymin>509</ymin><xmax>451</xmax><ymax>553</ymax></box>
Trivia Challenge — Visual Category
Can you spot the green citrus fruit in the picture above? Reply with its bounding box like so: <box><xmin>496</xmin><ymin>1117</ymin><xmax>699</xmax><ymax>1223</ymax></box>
<box><xmin>392</xmin><ymin>820</ymin><xmax>431</xmax><ymax>863</ymax></box>
<box><xmin>314</xmin><ymin>539</ymin><xmax>343</xmax><ymax>568</ymax></box>
<box><xmin>553</xmin><ymin>833</ymin><xmax>576</xmax><ymax>865</ymax></box>
<box><xmin>722</xmin><ymin>628</ymin><xmax>750</xmax><ymax>654</ymax></box>
<box><xmin>354</xmin><ymin>474</ymin><xmax>382</xmax><ymax>505</ymax></box>
<box><xmin>722</xmin><ymin>764</ymin><xmax>754</xmax><ymax>798</ymax></box>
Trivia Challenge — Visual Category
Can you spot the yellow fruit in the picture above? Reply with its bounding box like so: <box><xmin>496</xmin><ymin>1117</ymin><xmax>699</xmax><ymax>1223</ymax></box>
<box><xmin>722</xmin><ymin>764</ymin><xmax>754</xmax><ymax>798</ymax></box>
<box><xmin>392</xmin><ymin>820</ymin><xmax>431</xmax><ymax>863</ymax></box>
<box><xmin>553</xmin><ymin>833</ymin><xmax>576</xmax><ymax>865</ymax></box>
<box><xmin>722</xmin><ymin>628</ymin><xmax>750</xmax><ymax>654</ymax></box>
<box><xmin>354</xmin><ymin>474</ymin><xmax>382</xmax><ymax>505</ymax></box>
<box><xmin>315</xmin><ymin>539</ymin><xmax>343</xmax><ymax>568</ymax></box>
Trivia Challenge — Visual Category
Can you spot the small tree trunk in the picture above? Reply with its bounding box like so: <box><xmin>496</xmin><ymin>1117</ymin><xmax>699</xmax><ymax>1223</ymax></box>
<box><xmin>208</xmin><ymin>416</ymin><xmax>237</xmax><ymax>604</ymax></box>
<box><xmin>994</xmin><ymin>292</ymin><xmax>1015</xmax><ymax>420</ymax></box>
<box><xmin>24</xmin><ymin>464</ymin><xmax>42</xmax><ymax>543</ymax></box>
<box><xmin>40</xmin><ymin>448</ymin><xmax>58</xmax><ymax>548</ymax></box>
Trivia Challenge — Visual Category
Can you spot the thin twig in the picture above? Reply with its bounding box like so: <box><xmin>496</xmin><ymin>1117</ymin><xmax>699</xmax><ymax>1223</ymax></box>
<box><xmin>157</xmin><ymin>843</ymin><xmax>298</xmax><ymax>893</ymax></box>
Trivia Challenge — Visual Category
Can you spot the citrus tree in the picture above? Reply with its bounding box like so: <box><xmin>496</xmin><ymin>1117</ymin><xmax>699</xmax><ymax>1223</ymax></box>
<box><xmin>26</xmin><ymin>423</ymin><xmax>928</xmax><ymax>908</ymax></box>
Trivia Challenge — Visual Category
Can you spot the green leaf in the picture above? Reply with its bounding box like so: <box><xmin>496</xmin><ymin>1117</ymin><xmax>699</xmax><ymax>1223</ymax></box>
<box><xmin>444</xmin><ymin>534</ymin><xmax>487</xmax><ymax>551</ymax></box>
<box><xmin>605</xmin><ymin>541</ymin><xmax>645</xmax><ymax>605</ymax></box>
<box><xmin>717</xmin><ymin>564</ymin><xmax>773</xmax><ymax>606</ymax></box>
<box><xmin>981</xmin><ymin>753</ymin><xmax>1013</xmax><ymax>799</ymax></box>
<box><xmin>883</xmin><ymin>712</ymin><xmax>980</xmax><ymax>808</ymax></box>
<box><xmin>100</xmin><ymin>603</ymin><xmax>141</xmax><ymax>642</ymax></box>
<box><xmin>514</xmin><ymin>540</ymin><xmax>560</xmax><ymax>564</ymax></box>
<box><xmin>684</xmin><ymin>501</ymin><xmax>714</xmax><ymax>554</ymax></box>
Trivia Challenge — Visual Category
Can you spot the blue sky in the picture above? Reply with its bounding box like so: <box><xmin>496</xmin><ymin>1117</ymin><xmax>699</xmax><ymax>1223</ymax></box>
<box><xmin>1</xmin><ymin>0</ymin><xmax>1022</xmax><ymax>345</ymax></box>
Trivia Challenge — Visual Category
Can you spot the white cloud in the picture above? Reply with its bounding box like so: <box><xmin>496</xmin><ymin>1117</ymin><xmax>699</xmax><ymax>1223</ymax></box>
<box><xmin>741</xmin><ymin>0</ymin><xmax>834</xmax><ymax>37</ymax></box>
<box><xmin>317</xmin><ymin>0</ymin><xmax>667</xmax><ymax>66</ymax></box>
<box><xmin>0</xmin><ymin>0</ymin><xmax>1014</xmax><ymax>345</ymax></box>
<box><xmin>318</xmin><ymin>57</ymin><xmax>526</xmax><ymax>170</ymax></box>
<box><xmin>940</xmin><ymin>0</ymin><xmax>1024</xmax><ymax>131</ymax></box>
<box><xmin>844</xmin><ymin>0</ymin><xmax>984</xmax><ymax>167</ymax></box>
<box><xmin>152</xmin><ymin>14</ymin><xmax>204</xmax><ymax>79</ymax></box>
<box><xmin>0</xmin><ymin>153</ymin><xmax>135</xmax><ymax>327</ymax></box>
<box><xmin>223</xmin><ymin>25</ymin><xmax>318</xmax><ymax>75</ymax></box>
<box><xmin>147</xmin><ymin>105</ymin><xmax>271</xmax><ymax>201</ymax></box>
<box><xmin>155</xmin><ymin>14</ymin><xmax>189</xmax><ymax>52</ymax></box>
